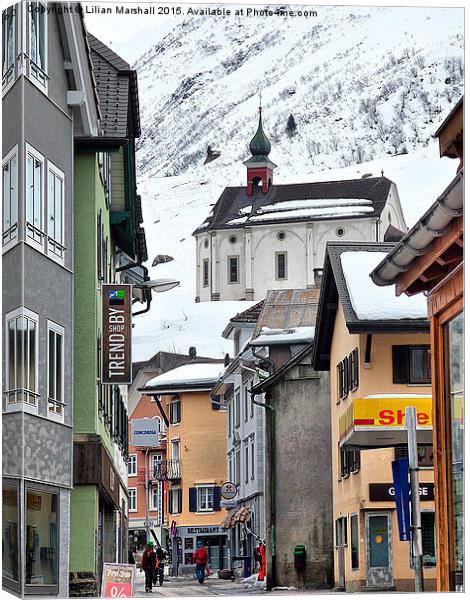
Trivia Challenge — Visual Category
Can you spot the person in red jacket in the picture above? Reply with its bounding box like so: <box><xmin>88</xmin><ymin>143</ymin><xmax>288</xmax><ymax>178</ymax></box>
<box><xmin>193</xmin><ymin>541</ymin><xmax>208</xmax><ymax>584</ymax></box>
<box><xmin>141</xmin><ymin>542</ymin><xmax>158</xmax><ymax>592</ymax></box>
<box><xmin>257</xmin><ymin>541</ymin><xmax>266</xmax><ymax>581</ymax></box>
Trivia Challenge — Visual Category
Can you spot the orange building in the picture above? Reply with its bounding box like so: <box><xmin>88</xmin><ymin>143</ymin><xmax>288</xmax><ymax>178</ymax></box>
<box><xmin>141</xmin><ymin>362</ymin><xmax>229</xmax><ymax>574</ymax></box>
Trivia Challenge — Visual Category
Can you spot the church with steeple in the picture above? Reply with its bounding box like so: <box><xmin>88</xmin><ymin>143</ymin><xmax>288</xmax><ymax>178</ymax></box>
<box><xmin>193</xmin><ymin>107</ymin><xmax>407</xmax><ymax>302</ymax></box>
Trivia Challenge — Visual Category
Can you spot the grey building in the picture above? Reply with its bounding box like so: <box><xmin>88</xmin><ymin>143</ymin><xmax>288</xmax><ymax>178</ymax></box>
<box><xmin>2</xmin><ymin>3</ymin><xmax>98</xmax><ymax>597</ymax></box>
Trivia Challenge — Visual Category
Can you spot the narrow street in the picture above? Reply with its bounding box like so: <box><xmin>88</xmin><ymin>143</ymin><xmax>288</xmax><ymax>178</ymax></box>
<box><xmin>134</xmin><ymin>572</ymin><xmax>261</xmax><ymax>596</ymax></box>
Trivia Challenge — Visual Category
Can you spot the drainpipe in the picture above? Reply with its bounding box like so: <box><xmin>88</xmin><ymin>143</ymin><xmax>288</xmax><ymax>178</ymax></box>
<box><xmin>241</xmin><ymin>350</ymin><xmax>276</xmax><ymax>590</ymax></box>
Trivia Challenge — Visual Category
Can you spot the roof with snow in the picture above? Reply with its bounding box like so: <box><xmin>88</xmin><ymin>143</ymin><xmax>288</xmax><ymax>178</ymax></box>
<box><xmin>193</xmin><ymin>177</ymin><xmax>393</xmax><ymax>234</ymax></box>
<box><xmin>132</xmin><ymin>350</ymin><xmax>222</xmax><ymax>381</ymax></box>
<box><xmin>250</xmin><ymin>326</ymin><xmax>315</xmax><ymax>346</ymax></box>
<box><xmin>142</xmin><ymin>362</ymin><xmax>225</xmax><ymax>393</ymax></box>
<box><xmin>312</xmin><ymin>242</ymin><xmax>429</xmax><ymax>370</ymax></box>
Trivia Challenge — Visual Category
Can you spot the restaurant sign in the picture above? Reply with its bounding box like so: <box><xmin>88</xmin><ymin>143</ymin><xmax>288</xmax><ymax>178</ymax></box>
<box><xmin>101</xmin><ymin>563</ymin><xmax>135</xmax><ymax>598</ymax></box>
<box><xmin>339</xmin><ymin>395</ymin><xmax>433</xmax><ymax>449</ymax></box>
<box><xmin>102</xmin><ymin>284</ymin><xmax>132</xmax><ymax>384</ymax></box>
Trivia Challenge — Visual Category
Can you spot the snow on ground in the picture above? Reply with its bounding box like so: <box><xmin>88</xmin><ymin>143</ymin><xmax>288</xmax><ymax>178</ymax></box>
<box><xmin>144</xmin><ymin>362</ymin><xmax>226</xmax><ymax>389</ymax></box>
<box><xmin>340</xmin><ymin>252</ymin><xmax>428</xmax><ymax>321</ymax></box>
<box><xmin>133</xmin><ymin>142</ymin><xmax>455</xmax><ymax>361</ymax></box>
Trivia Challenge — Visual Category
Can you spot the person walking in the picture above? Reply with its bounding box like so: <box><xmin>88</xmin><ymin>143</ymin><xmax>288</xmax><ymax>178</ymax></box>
<box><xmin>141</xmin><ymin>541</ymin><xmax>157</xmax><ymax>593</ymax></box>
<box><xmin>257</xmin><ymin>541</ymin><xmax>266</xmax><ymax>582</ymax></box>
<box><xmin>154</xmin><ymin>545</ymin><xmax>167</xmax><ymax>587</ymax></box>
<box><xmin>193</xmin><ymin>541</ymin><xmax>208</xmax><ymax>584</ymax></box>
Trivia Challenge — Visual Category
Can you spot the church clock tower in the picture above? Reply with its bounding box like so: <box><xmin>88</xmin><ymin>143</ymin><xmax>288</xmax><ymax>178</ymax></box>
<box><xmin>244</xmin><ymin>106</ymin><xmax>277</xmax><ymax>197</ymax></box>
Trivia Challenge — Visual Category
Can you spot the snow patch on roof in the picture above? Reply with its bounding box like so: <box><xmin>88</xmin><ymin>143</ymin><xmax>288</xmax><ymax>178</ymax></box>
<box><xmin>257</xmin><ymin>198</ymin><xmax>374</xmax><ymax>213</ymax></box>
<box><xmin>340</xmin><ymin>251</ymin><xmax>428</xmax><ymax>320</ymax></box>
<box><xmin>145</xmin><ymin>362</ymin><xmax>225</xmax><ymax>389</ymax></box>
<box><xmin>250</xmin><ymin>205</ymin><xmax>375</xmax><ymax>222</ymax></box>
<box><xmin>251</xmin><ymin>326</ymin><xmax>315</xmax><ymax>346</ymax></box>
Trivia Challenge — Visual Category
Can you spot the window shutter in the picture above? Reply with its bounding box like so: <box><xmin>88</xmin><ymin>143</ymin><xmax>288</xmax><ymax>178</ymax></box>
<box><xmin>347</xmin><ymin>354</ymin><xmax>353</xmax><ymax>391</ymax></box>
<box><xmin>392</xmin><ymin>346</ymin><xmax>409</xmax><ymax>384</ymax></box>
<box><xmin>189</xmin><ymin>487</ymin><xmax>197</xmax><ymax>512</ymax></box>
<box><xmin>213</xmin><ymin>486</ymin><xmax>221</xmax><ymax>511</ymax></box>
<box><xmin>212</xmin><ymin>395</ymin><xmax>220</xmax><ymax>411</ymax></box>
<box><xmin>177</xmin><ymin>489</ymin><xmax>182</xmax><ymax>514</ymax></box>
<box><xmin>168</xmin><ymin>490</ymin><xmax>173</xmax><ymax>514</ymax></box>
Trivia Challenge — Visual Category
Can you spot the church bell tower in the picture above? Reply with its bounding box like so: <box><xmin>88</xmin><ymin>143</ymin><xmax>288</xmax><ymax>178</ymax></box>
<box><xmin>244</xmin><ymin>105</ymin><xmax>276</xmax><ymax>197</ymax></box>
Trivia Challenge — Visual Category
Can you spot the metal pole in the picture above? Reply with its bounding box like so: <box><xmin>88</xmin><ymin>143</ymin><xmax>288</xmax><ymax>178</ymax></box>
<box><xmin>405</xmin><ymin>406</ymin><xmax>424</xmax><ymax>592</ymax></box>
<box><xmin>145</xmin><ymin>448</ymin><xmax>150</xmax><ymax>542</ymax></box>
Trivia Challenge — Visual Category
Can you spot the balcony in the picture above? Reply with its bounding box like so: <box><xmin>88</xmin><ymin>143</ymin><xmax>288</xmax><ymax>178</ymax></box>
<box><xmin>153</xmin><ymin>459</ymin><xmax>181</xmax><ymax>481</ymax></box>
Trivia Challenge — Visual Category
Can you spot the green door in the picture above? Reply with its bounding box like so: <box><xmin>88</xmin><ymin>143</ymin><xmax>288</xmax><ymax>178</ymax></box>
<box><xmin>366</xmin><ymin>512</ymin><xmax>393</xmax><ymax>588</ymax></box>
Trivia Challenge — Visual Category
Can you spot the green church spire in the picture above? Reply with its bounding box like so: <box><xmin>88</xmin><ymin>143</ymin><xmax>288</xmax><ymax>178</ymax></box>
<box><xmin>249</xmin><ymin>105</ymin><xmax>271</xmax><ymax>159</ymax></box>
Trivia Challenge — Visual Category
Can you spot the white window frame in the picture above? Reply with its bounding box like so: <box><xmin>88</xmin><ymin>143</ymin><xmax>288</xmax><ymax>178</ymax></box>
<box><xmin>128</xmin><ymin>487</ymin><xmax>137</xmax><ymax>512</ymax></box>
<box><xmin>150</xmin><ymin>452</ymin><xmax>163</xmax><ymax>473</ymax></box>
<box><xmin>250</xmin><ymin>435</ymin><xmax>255</xmax><ymax>481</ymax></box>
<box><xmin>244</xmin><ymin>441</ymin><xmax>249</xmax><ymax>484</ymax></box>
<box><xmin>150</xmin><ymin>482</ymin><xmax>163</xmax><ymax>514</ymax></box>
<box><xmin>2</xmin><ymin>4</ymin><xmax>17</xmax><ymax>95</ymax></box>
<box><xmin>227</xmin><ymin>255</ymin><xmax>240</xmax><ymax>284</ymax></box>
<box><xmin>169</xmin><ymin>395</ymin><xmax>181</xmax><ymax>425</ymax></box>
<box><xmin>46</xmin><ymin>319</ymin><xmax>65</xmax><ymax>422</ymax></box>
<box><xmin>171</xmin><ymin>439</ymin><xmax>180</xmax><ymax>461</ymax></box>
<box><xmin>4</xmin><ymin>306</ymin><xmax>39</xmax><ymax>414</ymax></box>
<box><xmin>128</xmin><ymin>454</ymin><xmax>137</xmax><ymax>477</ymax></box>
<box><xmin>275</xmin><ymin>251</ymin><xmax>288</xmax><ymax>280</ymax></box>
<box><xmin>197</xmin><ymin>486</ymin><xmax>214</xmax><ymax>512</ymax></box>
<box><xmin>25</xmin><ymin>142</ymin><xmax>45</xmax><ymax>252</ymax></box>
<box><xmin>170</xmin><ymin>485</ymin><xmax>181</xmax><ymax>515</ymax></box>
<box><xmin>46</xmin><ymin>161</ymin><xmax>65</xmax><ymax>265</ymax></box>
<box><xmin>23</xmin><ymin>1</ymin><xmax>48</xmax><ymax>94</ymax></box>
<box><xmin>2</xmin><ymin>144</ymin><xmax>19</xmax><ymax>252</ymax></box>
<box><xmin>202</xmin><ymin>258</ymin><xmax>209</xmax><ymax>288</ymax></box>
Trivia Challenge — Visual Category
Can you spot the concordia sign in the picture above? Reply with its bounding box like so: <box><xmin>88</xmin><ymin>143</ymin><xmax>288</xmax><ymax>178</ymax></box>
<box><xmin>102</xmin><ymin>284</ymin><xmax>132</xmax><ymax>384</ymax></box>
<box><xmin>131</xmin><ymin>419</ymin><xmax>160</xmax><ymax>447</ymax></box>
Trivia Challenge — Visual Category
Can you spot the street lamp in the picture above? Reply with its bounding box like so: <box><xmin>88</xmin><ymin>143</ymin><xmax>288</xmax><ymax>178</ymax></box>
<box><xmin>133</xmin><ymin>278</ymin><xmax>180</xmax><ymax>293</ymax></box>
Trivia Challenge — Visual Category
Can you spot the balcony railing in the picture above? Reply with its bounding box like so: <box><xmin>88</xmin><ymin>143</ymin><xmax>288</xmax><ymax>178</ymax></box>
<box><xmin>153</xmin><ymin>459</ymin><xmax>181</xmax><ymax>481</ymax></box>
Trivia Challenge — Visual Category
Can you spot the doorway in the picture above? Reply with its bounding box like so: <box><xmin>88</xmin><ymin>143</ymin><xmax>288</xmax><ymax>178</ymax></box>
<box><xmin>365</xmin><ymin>512</ymin><xmax>393</xmax><ymax>588</ymax></box>
<box><xmin>335</xmin><ymin>517</ymin><xmax>346</xmax><ymax>589</ymax></box>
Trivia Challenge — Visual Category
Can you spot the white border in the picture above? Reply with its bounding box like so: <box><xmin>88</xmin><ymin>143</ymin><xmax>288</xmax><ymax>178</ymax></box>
<box><xmin>2</xmin><ymin>144</ymin><xmax>19</xmax><ymax>253</ymax></box>
<box><xmin>46</xmin><ymin>160</ymin><xmax>66</xmax><ymax>266</ymax></box>
<box><xmin>46</xmin><ymin>319</ymin><xmax>65</xmax><ymax>423</ymax></box>
<box><xmin>25</xmin><ymin>141</ymin><xmax>46</xmax><ymax>253</ymax></box>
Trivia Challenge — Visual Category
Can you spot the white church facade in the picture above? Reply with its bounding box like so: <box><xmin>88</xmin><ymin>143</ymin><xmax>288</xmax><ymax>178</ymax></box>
<box><xmin>193</xmin><ymin>108</ymin><xmax>407</xmax><ymax>302</ymax></box>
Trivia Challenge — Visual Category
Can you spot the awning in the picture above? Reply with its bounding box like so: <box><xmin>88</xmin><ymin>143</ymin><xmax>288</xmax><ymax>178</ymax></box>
<box><xmin>339</xmin><ymin>394</ymin><xmax>432</xmax><ymax>449</ymax></box>
<box><xmin>221</xmin><ymin>506</ymin><xmax>252</xmax><ymax>529</ymax></box>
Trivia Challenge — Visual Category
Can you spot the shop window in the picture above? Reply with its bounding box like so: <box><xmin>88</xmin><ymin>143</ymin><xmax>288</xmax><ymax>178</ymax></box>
<box><xmin>392</xmin><ymin>345</ymin><xmax>431</xmax><ymax>384</ymax></box>
<box><xmin>128</xmin><ymin>488</ymin><xmax>137</xmax><ymax>512</ymax></box>
<box><xmin>422</xmin><ymin>512</ymin><xmax>436</xmax><ymax>567</ymax></box>
<box><xmin>2</xmin><ymin>485</ymin><xmax>19</xmax><ymax>584</ymax></box>
<box><xmin>169</xmin><ymin>395</ymin><xmax>181</xmax><ymax>424</ymax></box>
<box><xmin>228</xmin><ymin>256</ymin><xmax>239</xmax><ymax>284</ymax></box>
<box><xmin>202</xmin><ymin>258</ymin><xmax>209</xmax><ymax>287</ymax></box>
<box><xmin>2</xmin><ymin>5</ymin><xmax>16</xmax><ymax>90</ymax></box>
<box><xmin>25</xmin><ymin>489</ymin><xmax>58</xmax><ymax>586</ymax></box>
<box><xmin>47</xmin><ymin>321</ymin><xmax>64</xmax><ymax>419</ymax></box>
<box><xmin>2</xmin><ymin>146</ymin><xmax>18</xmax><ymax>250</ymax></box>
<box><xmin>275</xmin><ymin>251</ymin><xmax>287</xmax><ymax>280</ymax></box>
<box><xmin>128</xmin><ymin>455</ymin><xmax>137</xmax><ymax>477</ymax></box>
<box><xmin>5</xmin><ymin>307</ymin><xmax>39</xmax><ymax>408</ymax></box>
<box><xmin>394</xmin><ymin>445</ymin><xmax>433</xmax><ymax>468</ymax></box>
<box><xmin>350</xmin><ymin>513</ymin><xmax>359</xmax><ymax>570</ymax></box>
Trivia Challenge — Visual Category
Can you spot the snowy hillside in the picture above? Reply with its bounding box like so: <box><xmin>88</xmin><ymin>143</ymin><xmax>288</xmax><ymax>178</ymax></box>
<box><xmin>132</xmin><ymin>141</ymin><xmax>458</xmax><ymax>361</ymax></box>
<box><xmin>134</xmin><ymin>5</ymin><xmax>463</xmax><ymax>180</ymax></box>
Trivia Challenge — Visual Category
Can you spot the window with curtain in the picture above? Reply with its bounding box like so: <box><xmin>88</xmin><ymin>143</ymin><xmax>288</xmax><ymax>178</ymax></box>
<box><xmin>6</xmin><ymin>308</ymin><xmax>38</xmax><ymax>407</ymax></box>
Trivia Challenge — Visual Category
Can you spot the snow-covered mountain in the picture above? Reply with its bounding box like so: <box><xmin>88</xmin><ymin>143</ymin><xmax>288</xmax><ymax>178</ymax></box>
<box><xmin>134</xmin><ymin>4</ymin><xmax>463</xmax><ymax>181</ymax></box>
<box><xmin>129</xmin><ymin>5</ymin><xmax>463</xmax><ymax>362</ymax></box>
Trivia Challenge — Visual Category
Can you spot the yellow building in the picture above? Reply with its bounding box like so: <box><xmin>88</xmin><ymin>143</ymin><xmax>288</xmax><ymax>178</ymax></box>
<box><xmin>141</xmin><ymin>362</ymin><xmax>229</xmax><ymax>573</ymax></box>
<box><xmin>313</xmin><ymin>242</ymin><xmax>437</xmax><ymax>592</ymax></box>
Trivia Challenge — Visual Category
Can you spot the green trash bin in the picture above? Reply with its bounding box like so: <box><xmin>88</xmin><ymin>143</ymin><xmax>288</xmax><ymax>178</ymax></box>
<box><xmin>294</xmin><ymin>545</ymin><xmax>306</xmax><ymax>570</ymax></box>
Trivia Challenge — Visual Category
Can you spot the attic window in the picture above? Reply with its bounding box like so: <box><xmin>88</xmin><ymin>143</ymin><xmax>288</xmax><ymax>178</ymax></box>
<box><xmin>277</xmin><ymin>231</ymin><xmax>286</xmax><ymax>241</ymax></box>
<box><xmin>229</xmin><ymin>235</ymin><xmax>237</xmax><ymax>244</ymax></box>
<box><xmin>336</xmin><ymin>227</ymin><xmax>345</xmax><ymax>237</ymax></box>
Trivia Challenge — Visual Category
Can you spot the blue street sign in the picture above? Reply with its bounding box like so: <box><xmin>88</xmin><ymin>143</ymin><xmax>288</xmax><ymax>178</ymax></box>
<box><xmin>392</xmin><ymin>458</ymin><xmax>411</xmax><ymax>541</ymax></box>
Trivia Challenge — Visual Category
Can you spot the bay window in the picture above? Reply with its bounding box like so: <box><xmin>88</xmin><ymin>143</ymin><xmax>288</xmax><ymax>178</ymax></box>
<box><xmin>2</xmin><ymin>146</ymin><xmax>18</xmax><ymax>249</ymax></box>
<box><xmin>26</xmin><ymin>2</ymin><xmax>48</xmax><ymax>89</ymax></box>
<box><xmin>47</xmin><ymin>163</ymin><xmax>65</xmax><ymax>262</ymax></box>
<box><xmin>26</xmin><ymin>144</ymin><xmax>44</xmax><ymax>248</ymax></box>
<box><xmin>47</xmin><ymin>321</ymin><xmax>64</xmax><ymax>418</ymax></box>
<box><xmin>2</xmin><ymin>5</ymin><xmax>16</xmax><ymax>90</ymax></box>
<box><xmin>5</xmin><ymin>307</ymin><xmax>39</xmax><ymax>408</ymax></box>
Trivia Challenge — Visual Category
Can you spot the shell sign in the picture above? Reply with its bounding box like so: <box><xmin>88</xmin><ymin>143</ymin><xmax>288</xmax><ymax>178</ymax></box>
<box><xmin>339</xmin><ymin>395</ymin><xmax>433</xmax><ymax>449</ymax></box>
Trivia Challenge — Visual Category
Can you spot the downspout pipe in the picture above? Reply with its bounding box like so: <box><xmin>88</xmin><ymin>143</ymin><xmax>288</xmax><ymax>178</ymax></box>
<box><xmin>241</xmin><ymin>349</ymin><xmax>276</xmax><ymax>589</ymax></box>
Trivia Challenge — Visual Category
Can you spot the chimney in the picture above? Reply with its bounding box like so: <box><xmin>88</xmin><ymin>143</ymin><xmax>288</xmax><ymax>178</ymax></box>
<box><xmin>224</xmin><ymin>353</ymin><xmax>231</xmax><ymax>367</ymax></box>
<box><xmin>189</xmin><ymin>347</ymin><xmax>197</xmax><ymax>359</ymax></box>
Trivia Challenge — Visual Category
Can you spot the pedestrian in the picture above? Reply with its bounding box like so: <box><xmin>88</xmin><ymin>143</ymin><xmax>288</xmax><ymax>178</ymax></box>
<box><xmin>128</xmin><ymin>546</ymin><xmax>136</xmax><ymax>565</ymax></box>
<box><xmin>257</xmin><ymin>541</ymin><xmax>266</xmax><ymax>582</ymax></box>
<box><xmin>193</xmin><ymin>541</ymin><xmax>208</xmax><ymax>584</ymax></box>
<box><xmin>141</xmin><ymin>541</ymin><xmax>157</xmax><ymax>593</ymax></box>
<box><xmin>154</xmin><ymin>545</ymin><xmax>167</xmax><ymax>587</ymax></box>
<box><xmin>253</xmin><ymin>543</ymin><xmax>261</xmax><ymax>572</ymax></box>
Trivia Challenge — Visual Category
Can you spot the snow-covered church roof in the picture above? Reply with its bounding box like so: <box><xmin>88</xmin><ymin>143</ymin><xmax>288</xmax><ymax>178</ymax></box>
<box><xmin>193</xmin><ymin>177</ymin><xmax>393</xmax><ymax>234</ymax></box>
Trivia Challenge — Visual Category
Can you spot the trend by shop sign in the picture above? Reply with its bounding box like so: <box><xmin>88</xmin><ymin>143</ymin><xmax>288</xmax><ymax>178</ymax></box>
<box><xmin>131</xmin><ymin>419</ymin><xmax>160</xmax><ymax>447</ymax></box>
<box><xmin>102</xmin><ymin>284</ymin><xmax>132</xmax><ymax>384</ymax></box>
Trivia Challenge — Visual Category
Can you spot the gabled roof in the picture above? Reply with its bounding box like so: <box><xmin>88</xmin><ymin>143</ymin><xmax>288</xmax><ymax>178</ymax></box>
<box><xmin>141</xmin><ymin>362</ymin><xmax>225</xmax><ymax>394</ymax></box>
<box><xmin>88</xmin><ymin>33</ymin><xmax>141</xmax><ymax>141</ymax></box>
<box><xmin>312</xmin><ymin>242</ymin><xmax>430</xmax><ymax>371</ymax></box>
<box><xmin>193</xmin><ymin>177</ymin><xmax>393</xmax><ymax>235</ymax></box>
<box><xmin>132</xmin><ymin>350</ymin><xmax>222</xmax><ymax>382</ymax></box>
<box><xmin>230</xmin><ymin>300</ymin><xmax>265</xmax><ymax>324</ymax></box>
<box><xmin>383</xmin><ymin>223</ymin><xmax>405</xmax><ymax>242</ymax></box>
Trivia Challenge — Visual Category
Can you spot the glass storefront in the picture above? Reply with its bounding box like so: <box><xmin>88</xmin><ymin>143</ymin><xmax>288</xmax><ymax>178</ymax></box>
<box><xmin>25</xmin><ymin>489</ymin><xmax>58</xmax><ymax>585</ymax></box>
<box><xmin>2</xmin><ymin>485</ymin><xmax>19</xmax><ymax>582</ymax></box>
<box><xmin>448</xmin><ymin>311</ymin><xmax>464</xmax><ymax>590</ymax></box>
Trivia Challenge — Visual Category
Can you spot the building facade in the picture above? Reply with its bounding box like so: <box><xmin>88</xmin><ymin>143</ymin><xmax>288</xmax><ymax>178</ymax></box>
<box><xmin>193</xmin><ymin>109</ymin><xmax>407</xmax><ymax>303</ymax></box>
<box><xmin>2</xmin><ymin>3</ymin><xmax>98</xmax><ymax>596</ymax></box>
<box><xmin>313</xmin><ymin>242</ymin><xmax>437</xmax><ymax>591</ymax></box>
<box><xmin>69</xmin><ymin>34</ymin><xmax>146</xmax><ymax>596</ymax></box>
<box><xmin>371</xmin><ymin>98</ymin><xmax>464</xmax><ymax>591</ymax></box>
<box><xmin>141</xmin><ymin>363</ymin><xmax>230</xmax><ymax>574</ymax></box>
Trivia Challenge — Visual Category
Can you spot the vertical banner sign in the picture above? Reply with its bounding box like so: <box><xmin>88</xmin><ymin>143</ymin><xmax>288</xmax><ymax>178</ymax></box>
<box><xmin>102</xmin><ymin>284</ymin><xmax>132</xmax><ymax>384</ymax></box>
<box><xmin>392</xmin><ymin>458</ymin><xmax>411</xmax><ymax>541</ymax></box>
<box><xmin>101</xmin><ymin>563</ymin><xmax>135</xmax><ymax>597</ymax></box>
